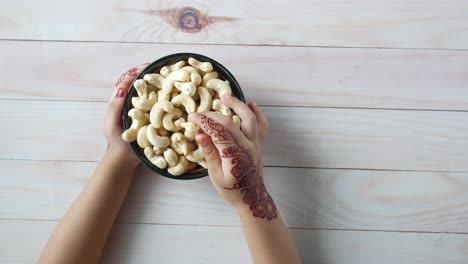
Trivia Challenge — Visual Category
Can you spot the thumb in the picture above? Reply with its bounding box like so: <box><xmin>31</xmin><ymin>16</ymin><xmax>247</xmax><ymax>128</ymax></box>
<box><xmin>104</xmin><ymin>87</ymin><xmax>126</xmax><ymax>132</ymax></box>
<box><xmin>195</xmin><ymin>133</ymin><xmax>224</xmax><ymax>184</ymax></box>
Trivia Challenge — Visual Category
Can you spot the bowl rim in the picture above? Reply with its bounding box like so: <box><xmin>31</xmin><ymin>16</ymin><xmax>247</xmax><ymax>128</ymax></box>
<box><xmin>122</xmin><ymin>52</ymin><xmax>245</xmax><ymax>180</ymax></box>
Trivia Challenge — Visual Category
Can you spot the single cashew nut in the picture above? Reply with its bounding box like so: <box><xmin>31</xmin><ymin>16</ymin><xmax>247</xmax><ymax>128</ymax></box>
<box><xmin>180</xmin><ymin>121</ymin><xmax>199</xmax><ymax>141</ymax></box>
<box><xmin>162</xmin><ymin>70</ymin><xmax>190</xmax><ymax>93</ymax></box>
<box><xmin>162</xmin><ymin>108</ymin><xmax>185</xmax><ymax>132</ymax></box>
<box><xmin>160</xmin><ymin>61</ymin><xmax>186</xmax><ymax>77</ymax></box>
<box><xmin>149</xmin><ymin>100</ymin><xmax>174</xmax><ymax>128</ymax></box>
<box><xmin>188</xmin><ymin>57</ymin><xmax>213</xmax><ymax>73</ymax></box>
<box><xmin>157</xmin><ymin>90</ymin><xmax>170</xmax><ymax>102</ymax></box>
<box><xmin>164</xmin><ymin>148</ymin><xmax>179</xmax><ymax>167</ymax></box>
<box><xmin>201</xmin><ymin>71</ymin><xmax>219</xmax><ymax>87</ymax></box>
<box><xmin>144</xmin><ymin>147</ymin><xmax>168</xmax><ymax>169</ymax></box>
<box><xmin>171</xmin><ymin>94</ymin><xmax>196</xmax><ymax>113</ymax></box>
<box><xmin>147</xmin><ymin>125</ymin><xmax>171</xmax><ymax>148</ymax></box>
<box><xmin>186</xmin><ymin>146</ymin><xmax>204</xmax><ymax>162</ymax></box>
<box><xmin>206</xmin><ymin>79</ymin><xmax>232</xmax><ymax>98</ymax></box>
<box><xmin>196</xmin><ymin>86</ymin><xmax>213</xmax><ymax>113</ymax></box>
<box><xmin>232</xmin><ymin>115</ymin><xmax>241</xmax><ymax>128</ymax></box>
<box><xmin>190</xmin><ymin>73</ymin><xmax>202</xmax><ymax>86</ymax></box>
<box><xmin>168</xmin><ymin>155</ymin><xmax>190</xmax><ymax>176</ymax></box>
<box><xmin>212</xmin><ymin>99</ymin><xmax>232</xmax><ymax>116</ymax></box>
<box><xmin>122</xmin><ymin>108</ymin><xmax>148</xmax><ymax>142</ymax></box>
<box><xmin>133</xmin><ymin>79</ymin><xmax>148</xmax><ymax>98</ymax></box>
<box><xmin>174</xmin><ymin>81</ymin><xmax>197</xmax><ymax>97</ymax></box>
<box><xmin>143</xmin><ymin>73</ymin><xmax>165</xmax><ymax>89</ymax></box>
<box><xmin>137</xmin><ymin>125</ymin><xmax>153</xmax><ymax>148</ymax></box>
<box><xmin>132</xmin><ymin>91</ymin><xmax>157</xmax><ymax>111</ymax></box>
<box><xmin>170</xmin><ymin>132</ymin><xmax>192</xmax><ymax>155</ymax></box>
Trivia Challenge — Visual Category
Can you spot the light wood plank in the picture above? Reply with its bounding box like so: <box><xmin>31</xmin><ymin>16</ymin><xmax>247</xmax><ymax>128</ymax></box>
<box><xmin>1</xmin><ymin>100</ymin><xmax>468</xmax><ymax>171</ymax></box>
<box><xmin>1</xmin><ymin>1</ymin><xmax>468</xmax><ymax>49</ymax></box>
<box><xmin>1</xmin><ymin>220</ymin><xmax>467</xmax><ymax>264</ymax></box>
<box><xmin>2</xmin><ymin>160</ymin><xmax>468</xmax><ymax>233</ymax></box>
<box><xmin>2</xmin><ymin>41</ymin><xmax>468</xmax><ymax>110</ymax></box>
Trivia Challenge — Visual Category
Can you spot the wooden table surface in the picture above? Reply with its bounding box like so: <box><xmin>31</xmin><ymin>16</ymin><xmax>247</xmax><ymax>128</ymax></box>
<box><xmin>1</xmin><ymin>1</ymin><xmax>468</xmax><ymax>263</ymax></box>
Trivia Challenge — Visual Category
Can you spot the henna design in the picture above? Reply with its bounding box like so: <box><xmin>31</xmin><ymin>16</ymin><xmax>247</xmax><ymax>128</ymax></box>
<box><xmin>200</xmin><ymin>115</ymin><xmax>234</xmax><ymax>144</ymax></box>
<box><xmin>222</xmin><ymin>146</ymin><xmax>277</xmax><ymax>221</ymax></box>
<box><xmin>118</xmin><ymin>7</ymin><xmax>237</xmax><ymax>33</ymax></box>
<box><xmin>115</xmin><ymin>67</ymin><xmax>139</xmax><ymax>87</ymax></box>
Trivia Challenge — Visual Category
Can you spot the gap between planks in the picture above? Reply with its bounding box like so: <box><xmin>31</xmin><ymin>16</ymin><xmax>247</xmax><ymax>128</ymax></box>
<box><xmin>2</xmin><ymin>38</ymin><xmax>468</xmax><ymax>52</ymax></box>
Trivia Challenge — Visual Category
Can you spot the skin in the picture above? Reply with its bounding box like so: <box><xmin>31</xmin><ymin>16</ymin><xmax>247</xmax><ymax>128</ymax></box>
<box><xmin>189</xmin><ymin>96</ymin><xmax>302</xmax><ymax>264</ymax></box>
<box><xmin>39</xmin><ymin>63</ymin><xmax>301</xmax><ymax>264</ymax></box>
<box><xmin>38</xmin><ymin>63</ymin><xmax>148</xmax><ymax>264</ymax></box>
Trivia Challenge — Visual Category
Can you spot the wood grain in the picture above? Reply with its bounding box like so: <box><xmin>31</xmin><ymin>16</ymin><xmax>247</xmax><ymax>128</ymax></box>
<box><xmin>1</xmin><ymin>100</ymin><xmax>468</xmax><ymax>171</ymax></box>
<box><xmin>2</xmin><ymin>160</ymin><xmax>468</xmax><ymax>233</ymax></box>
<box><xmin>2</xmin><ymin>40</ymin><xmax>468</xmax><ymax>110</ymax></box>
<box><xmin>1</xmin><ymin>1</ymin><xmax>468</xmax><ymax>49</ymax></box>
<box><xmin>1</xmin><ymin>219</ymin><xmax>467</xmax><ymax>264</ymax></box>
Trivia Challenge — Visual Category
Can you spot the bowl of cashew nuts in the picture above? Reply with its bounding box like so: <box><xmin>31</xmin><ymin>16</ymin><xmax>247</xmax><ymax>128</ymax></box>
<box><xmin>122</xmin><ymin>53</ymin><xmax>245</xmax><ymax>179</ymax></box>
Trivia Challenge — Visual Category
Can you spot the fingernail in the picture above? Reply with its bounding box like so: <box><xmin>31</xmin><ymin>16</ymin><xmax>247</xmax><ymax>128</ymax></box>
<box><xmin>252</xmin><ymin>101</ymin><xmax>257</xmax><ymax>107</ymax></box>
<box><xmin>116</xmin><ymin>88</ymin><xmax>125</xmax><ymax>98</ymax></box>
<box><xmin>222</xmin><ymin>94</ymin><xmax>232</xmax><ymax>101</ymax></box>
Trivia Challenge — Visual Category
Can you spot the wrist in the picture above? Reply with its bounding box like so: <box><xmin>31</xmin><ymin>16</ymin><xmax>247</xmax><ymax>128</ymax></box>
<box><xmin>105</xmin><ymin>145</ymin><xmax>140</xmax><ymax>171</ymax></box>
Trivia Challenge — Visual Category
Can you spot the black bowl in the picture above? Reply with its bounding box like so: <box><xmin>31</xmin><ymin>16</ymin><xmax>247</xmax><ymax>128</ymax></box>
<box><xmin>122</xmin><ymin>53</ymin><xmax>245</xmax><ymax>180</ymax></box>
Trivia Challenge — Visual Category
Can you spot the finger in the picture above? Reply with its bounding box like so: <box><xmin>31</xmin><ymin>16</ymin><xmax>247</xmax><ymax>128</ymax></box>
<box><xmin>195</xmin><ymin>133</ymin><xmax>225</xmax><ymax>186</ymax></box>
<box><xmin>248</xmin><ymin>101</ymin><xmax>269</xmax><ymax>143</ymax></box>
<box><xmin>221</xmin><ymin>95</ymin><xmax>257</xmax><ymax>141</ymax></box>
<box><xmin>188</xmin><ymin>112</ymin><xmax>247</xmax><ymax>149</ymax></box>
<box><xmin>111</xmin><ymin>63</ymin><xmax>150</xmax><ymax>99</ymax></box>
<box><xmin>105</xmin><ymin>88</ymin><xmax>127</xmax><ymax>130</ymax></box>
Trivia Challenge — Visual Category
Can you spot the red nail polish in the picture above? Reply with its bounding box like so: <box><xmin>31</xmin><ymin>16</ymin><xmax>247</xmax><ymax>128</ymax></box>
<box><xmin>116</xmin><ymin>88</ymin><xmax>125</xmax><ymax>98</ymax></box>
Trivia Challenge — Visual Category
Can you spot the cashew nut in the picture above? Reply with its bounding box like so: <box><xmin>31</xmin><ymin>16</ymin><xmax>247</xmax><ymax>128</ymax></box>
<box><xmin>164</xmin><ymin>148</ymin><xmax>179</xmax><ymax>167</ymax></box>
<box><xmin>170</xmin><ymin>132</ymin><xmax>192</xmax><ymax>155</ymax></box>
<box><xmin>188</xmin><ymin>57</ymin><xmax>213</xmax><ymax>73</ymax></box>
<box><xmin>162</xmin><ymin>108</ymin><xmax>185</xmax><ymax>132</ymax></box>
<box><xmin>160</xmin><ymin>61</ymin><xmax>186</xmax><ymax>77</ymax></box>
<box><xmin>137</xmin><ymin>125</ymin><xmax>153</xmax><ymax>148</ymax></box>
<box><xmin>232</xmin><ymin>115</ymin><xmax>241</xmax><ymax>128</ymax></box>
<box><xmin>174</xmin><ymin>81</ymin><xmax>197</xmax><ymax>97</ymax></box>
<box><xmin>122</xmin><ymin>108</ymin><xmax>148</xmax><ymax>142</ymax></box>
<box><xmin>168</xmin><ymin>155</ymin><xmax>189</xmax><ymax>176</ymax></box>
<box><xmin>132</xmin><ymin>91</ymin><xmax>157</xmax><ymax>111</ymax></box>
<box><xmin>149</xmin><ymin>100</ymin><xmax>174</xmax><ymax>128</ymax></box>
<box><xmin>147</xmin><ymin>125</ymin><xmax>171</xmax><ymax>148</ymax></box>
<box><xmin>153</xmin><ymin>146</ymin><xmax>167</xmax><ymax>155</ymax></box>
<box><xmin>171</xmin><ymin>94</ymin><xmax>196</xmax><ymax>113</ymax></box>
<box><xmin>206</xmin><ymin>79</ymin><xmax>232</xmax><ymax>97</ymax></box>
<box><xmin>180</xmin><ymin>121</ymin><xmax>199</xmax><ymax>141</ymax></box>
<box><xmin>158</xmin><ymin>127</ymin><xmax>170</xmax><ymax>136</ymax></box>
<box><xmin>196</xmin><ymin>86</ymin><xmax>213</xmax><ymax>113</ymax></box>
<box><xmin>144</xmin><ymin>147</ymin><xmax>168</xmax><ymax>169</ymax></box>
<box><xmin>157</xmin><ymin>90</ymin><xmax>170</xmax><ymax>102</ymax></box>
<box><xmin>212</xmin><ymin>99</ymin><xmax>231</xmax><ymax>116</ymax></box>
<box><xmin>162</xmin><ymin>70</ymin><xmax>190</xmax><ymax>93</ymax></box>
<box><xmin>143</xmin><ymin>73</ymin><xmax>165</xmax><ymax>89</ymax></box>
<box><xmin>133</xmin><ymin>79</ymin><xmax>148</xmax><ymax>98</ymax></box>
<box><xmin>190</xmin><ymin>73</ymin><xmax>202</xmax><ymax>86</ymax></box>
<box><xmin>186</xmin><ymin>146</ymin><xmax>204</xmax><ymax>162</ymax></box>
<box><xmin>201</xmin><ymin>71</ymin><xmax>219</xmax><ymax>87</ymax></box>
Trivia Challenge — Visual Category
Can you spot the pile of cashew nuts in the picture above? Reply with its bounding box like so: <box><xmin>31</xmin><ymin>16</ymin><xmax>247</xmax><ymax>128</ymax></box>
<box><xmin>122</xmin><ymin>57</ymin><xmax>241</xmax><ymax>176</ymax></box>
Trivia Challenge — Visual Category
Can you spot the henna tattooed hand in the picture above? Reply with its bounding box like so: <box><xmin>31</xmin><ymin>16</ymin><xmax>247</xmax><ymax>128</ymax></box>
<box><xmin>104</xmin><ymin>63</ymin><xmax>149</xmax><ymax>165</ymax></box>
<box><xmin>188</xmin><ymin>95</ymin><xmax>277</xmax><ymax>220</ymax></box>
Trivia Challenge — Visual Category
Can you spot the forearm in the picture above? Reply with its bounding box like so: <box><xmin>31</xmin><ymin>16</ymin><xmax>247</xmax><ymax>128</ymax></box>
<box><xmin>39</xmin><ymin>149</ymin><xmax>137</xmax><ymax>264</ymax></box>
<box><xmin>237</xmin><ymin>203</ymin><xmax>301</xmax><ymax>264</ymax></box>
